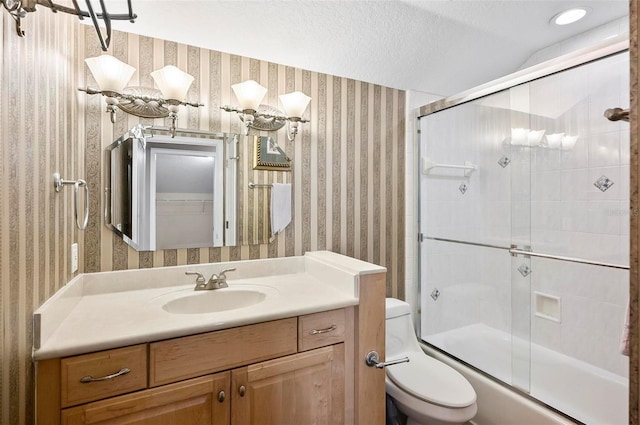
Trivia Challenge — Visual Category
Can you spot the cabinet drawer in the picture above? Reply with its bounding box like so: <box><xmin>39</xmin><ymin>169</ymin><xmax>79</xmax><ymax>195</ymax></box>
<box><xmin>298</xmin><ymin>308</ymin><xmax>345</xmax><ymax>351</ymax></box>
<box><xmin>61</xmin><ymin>374</ymin><xmax>230</xmax><ymax>425</ymax></box>
<box><xmin>149</xmin><ymin>317</ymin><xmax>297</xmax><ymax>387</ymax></box>
<box><xmin>60</xmin><ymin>344</ymin><xmax>147</xmax><ymax>408</ymax></box>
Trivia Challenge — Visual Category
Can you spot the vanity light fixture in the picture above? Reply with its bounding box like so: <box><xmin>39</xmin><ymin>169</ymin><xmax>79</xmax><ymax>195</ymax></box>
<box><xmin>551</xmin><ymin>7</ymin><xmax>588</xmax><ymax>26</ymax></box>
<box><xmin>79</xmin><ymin>55</ymin><xmax>203</xmax><ymax>138</ymax></box>
<box><xmin>221</xmin><ymin>80</ymin><xmax>311</xmax><ymax>142</ymax></box>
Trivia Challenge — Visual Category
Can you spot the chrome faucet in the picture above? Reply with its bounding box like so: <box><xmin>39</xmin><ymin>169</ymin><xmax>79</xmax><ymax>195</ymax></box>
<box><xmin>185</xmin><ymin>268</ymin><xmax>236</xmax><ymax>291</ymax></box>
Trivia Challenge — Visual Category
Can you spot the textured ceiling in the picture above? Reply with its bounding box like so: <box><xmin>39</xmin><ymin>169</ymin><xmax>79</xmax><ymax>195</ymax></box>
<box><xmin>106</xmin><ymin>0</ymin><xmax>628</xmax><ymax>95</ymax></box>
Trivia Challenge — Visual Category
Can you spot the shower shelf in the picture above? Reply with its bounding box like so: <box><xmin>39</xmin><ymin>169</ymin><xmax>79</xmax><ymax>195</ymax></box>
<box><xmin>422</xmin><ymin>157</ymin><xmax>477</xmax><ymax>177</ymax></box>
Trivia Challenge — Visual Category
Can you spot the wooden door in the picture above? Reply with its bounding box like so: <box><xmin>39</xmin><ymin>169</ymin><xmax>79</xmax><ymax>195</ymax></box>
<box><xmin>60</xmin><ymin>373</ymin><xmax>230</xmax><ymax>425</ymax></box>
<box><xmin>231</xmin><ymin>344</ymin><xmax>345</xmax><ymax>425</ymax></box>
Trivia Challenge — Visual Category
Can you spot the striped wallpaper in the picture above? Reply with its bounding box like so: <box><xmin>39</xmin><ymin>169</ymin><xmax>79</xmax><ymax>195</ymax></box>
<box><xmin>0</xmin><ymin>11</ymin><xmax>83</xmax><ymax>425</ymax></box>
<box><xmin>0</xmin><ymin>14</ymin><xmax>405</xmax><ymax>425</ymax></box>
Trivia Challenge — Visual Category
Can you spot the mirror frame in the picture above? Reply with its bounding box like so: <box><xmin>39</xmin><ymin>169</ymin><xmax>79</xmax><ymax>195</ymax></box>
<box><xmin>104</xmin><ymin>125</ymin><xmax>239</xmax><ymax>250</ymax></box>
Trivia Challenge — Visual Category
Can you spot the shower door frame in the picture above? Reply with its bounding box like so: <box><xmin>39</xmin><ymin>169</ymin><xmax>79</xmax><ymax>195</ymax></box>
<box><xmin>415</xmin><ymin>34</ymin><xmax>631</xmax><ymax>419</ymax></box>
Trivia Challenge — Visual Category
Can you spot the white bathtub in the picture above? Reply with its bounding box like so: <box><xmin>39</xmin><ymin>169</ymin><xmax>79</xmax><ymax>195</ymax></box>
<box><xmin>424</xmin><ymin>324</ymin><xmax>628</xmax><ymax>425</ymax></box>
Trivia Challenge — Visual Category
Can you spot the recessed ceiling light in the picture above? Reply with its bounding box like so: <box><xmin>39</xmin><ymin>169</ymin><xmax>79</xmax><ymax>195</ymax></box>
<box><xmin>551</xmin><ymin>7</ymin><xmax>588</xmax><ymax>26</ymax></box>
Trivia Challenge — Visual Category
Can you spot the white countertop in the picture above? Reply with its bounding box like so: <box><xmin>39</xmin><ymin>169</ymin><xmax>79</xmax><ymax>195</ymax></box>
<box><xmin>33</xmin><ymin>251</ymin><xmax>385</xmax><ymax>360</ymax></box>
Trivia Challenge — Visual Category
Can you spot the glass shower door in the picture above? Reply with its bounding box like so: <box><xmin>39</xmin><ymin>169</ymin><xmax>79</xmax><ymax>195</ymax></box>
<box><xmin>419</xmin><ymin>86</ymin><xmax>531</xmax><ymax>389</ymax></box>
<box><xmin>521</xmin><ymin>51</ymin><xmax>630</xmax><ymax>424</ymax></box>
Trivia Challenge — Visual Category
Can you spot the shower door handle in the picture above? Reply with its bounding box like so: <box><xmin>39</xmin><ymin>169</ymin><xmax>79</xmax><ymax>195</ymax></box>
<box><xmin>365</xmin><ymin>351</ymin><xmax>410</xmax><ymax>368</ymax></box>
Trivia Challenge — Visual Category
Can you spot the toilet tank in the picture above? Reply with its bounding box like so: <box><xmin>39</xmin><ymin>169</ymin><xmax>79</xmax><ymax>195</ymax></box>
<box><xmin>386</xmin><ymin>298</ymin><xmax>422</xmax><ymax>357</ymax></box>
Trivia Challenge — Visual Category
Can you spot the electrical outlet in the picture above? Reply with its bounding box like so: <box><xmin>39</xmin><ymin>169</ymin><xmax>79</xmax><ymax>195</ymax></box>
<box><xmin>71</xmin><ymin>243</ymin><xmax>78</xmax><ymax>273</ymax></box>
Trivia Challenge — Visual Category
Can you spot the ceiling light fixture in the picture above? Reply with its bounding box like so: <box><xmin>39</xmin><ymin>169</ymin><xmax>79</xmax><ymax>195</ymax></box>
<box><xmin>221</xmin><ymin>80</ymin><xmax>311</xmax><ymax>142</ymax></box>
<box><xmin>2</xmin><ymin>1</ymin><xmax>136</xmax><ymax>51</ymax></box>
<box><xmin>79</xmin><ymin>55</ymin><xmax>203</xmax><ymax>137</ymax></box>
<box><xmin>551</xmin><ymin>7</ymin><xmax>587</xmax><ymax>26</ymax></box>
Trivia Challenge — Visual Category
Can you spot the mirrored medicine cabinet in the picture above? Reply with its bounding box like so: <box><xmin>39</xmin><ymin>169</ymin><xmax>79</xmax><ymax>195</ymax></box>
<box><xmin>105</xmin><ymin>125</ymin><xmax>291</xmax><ymax>251</ymax></box>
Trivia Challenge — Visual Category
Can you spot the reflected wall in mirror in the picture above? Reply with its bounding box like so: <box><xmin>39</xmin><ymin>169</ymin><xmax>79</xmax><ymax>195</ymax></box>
<box><xmin>105</xmin><ymin>125</ymin><xmax>291</xmax><ymax>250</ymax></box>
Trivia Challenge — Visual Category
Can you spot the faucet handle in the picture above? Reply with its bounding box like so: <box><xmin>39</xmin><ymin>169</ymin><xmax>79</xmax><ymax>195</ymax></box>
<box><xmin>217</xmin><ymin>268</ymin><xmax>236</xmax><ymax>280</ymax></box>
<box><xmin>185</xmin><ymin>271</ymin><xmax>206</xmax><ymax>284</ymax></box>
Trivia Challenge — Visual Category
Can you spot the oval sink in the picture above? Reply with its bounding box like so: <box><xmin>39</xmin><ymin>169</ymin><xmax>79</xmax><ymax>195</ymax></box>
<box><xmin>162</xmin><ymin>288</ymin><xmax>267</xmax><ymax>314</ymax></box>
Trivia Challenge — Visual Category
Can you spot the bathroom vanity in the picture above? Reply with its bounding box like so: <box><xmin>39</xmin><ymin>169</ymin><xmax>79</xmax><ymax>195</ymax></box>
<box><xmin>33</xmin><ymin>251</ymin><xmax>386</xmax><ymax>425</ymax></box>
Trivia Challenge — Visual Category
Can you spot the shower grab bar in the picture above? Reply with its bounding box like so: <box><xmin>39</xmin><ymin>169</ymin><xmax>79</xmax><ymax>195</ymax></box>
<box><xmin>509</xmin><ymin>247</ymin><xmax>629</xmax><ymax>270</ymax></box>
<box><xmin>604</xmin><ymin>107</ymin><xmax>629</xmax><ymax>122</ymax></box>
<box><xmin>424</xmin><ymin>236</ymin><xmax>629</xmax><ymax>270</ymax></box>
<box><xmin>423</xmin><ymin>157</ymin><xmax>477</xmax><ymax>177</ymax></box>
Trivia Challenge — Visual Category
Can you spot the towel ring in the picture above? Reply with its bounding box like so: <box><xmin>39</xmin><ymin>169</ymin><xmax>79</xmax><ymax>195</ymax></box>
<box><xmin>53</xmin><ymin>173</ymin><xmax>90</xmax><ymax>230</ymax></box>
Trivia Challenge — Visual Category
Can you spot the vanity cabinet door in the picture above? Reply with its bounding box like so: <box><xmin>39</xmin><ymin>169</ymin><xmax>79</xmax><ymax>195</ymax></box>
<box><xmin>60</xmin><ymin>372</ymin><xmax>230</xmax><ymax>425</ymax></box>
<box><xmin>231</xmin><ymin>344</ymin><xmax>345</xmax><ymax>425</ymax></box>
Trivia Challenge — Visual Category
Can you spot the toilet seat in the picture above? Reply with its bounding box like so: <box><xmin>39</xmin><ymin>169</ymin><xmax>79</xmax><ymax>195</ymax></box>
<box><xmin>386</xmin><ymin>352</ymin><xmax>476</xmax><ymax>409</ymax></box>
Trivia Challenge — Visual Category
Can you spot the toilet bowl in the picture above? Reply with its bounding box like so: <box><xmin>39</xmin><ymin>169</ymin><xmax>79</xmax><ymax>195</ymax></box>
<box><xmin>385</xmin><ymin>298</ymin><xmax>477</xmax><ymax>425</ymax></box>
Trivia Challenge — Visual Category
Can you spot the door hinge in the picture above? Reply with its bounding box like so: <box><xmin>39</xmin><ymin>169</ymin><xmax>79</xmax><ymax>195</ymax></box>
<box><xmin>418</xmin><ymin>233</ymin><xmax>424</xmax><ymax>242</ymax></box>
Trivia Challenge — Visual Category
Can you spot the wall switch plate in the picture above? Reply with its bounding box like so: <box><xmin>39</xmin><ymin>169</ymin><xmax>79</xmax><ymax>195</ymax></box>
<box><xmin>71</xmin><ymin>243</ymin><xmax>78</xmax><ymax>273</ymax></box>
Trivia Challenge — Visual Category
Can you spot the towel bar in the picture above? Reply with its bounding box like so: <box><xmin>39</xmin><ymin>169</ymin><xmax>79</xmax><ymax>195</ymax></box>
<box><xmin>422</xmin><ymin>157</ymin><xmax>477</xmax><ymax>177</ymax></box>
<box><xmin>248</xmin><ymin>182</ymin><xmax>272</xmax><ymax>189</ymax></box>
<box><xmin>53</xmin><ymin>172</ymin><xmax>89</xmax><ymax>230</ymax></box>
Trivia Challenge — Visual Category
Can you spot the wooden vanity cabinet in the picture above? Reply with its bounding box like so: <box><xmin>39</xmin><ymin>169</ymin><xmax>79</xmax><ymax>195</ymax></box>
<box><xmin>36</xmin><ymin>272</ymin><xmax>386</xmax><ymax>425</ymax></box>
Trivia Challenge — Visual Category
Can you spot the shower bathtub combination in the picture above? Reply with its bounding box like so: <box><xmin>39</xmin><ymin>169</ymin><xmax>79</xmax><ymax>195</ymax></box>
<box><xmin>418</xmin><ymin>37</ymin><xmax>630</xmax><ymax>425</ymax></box>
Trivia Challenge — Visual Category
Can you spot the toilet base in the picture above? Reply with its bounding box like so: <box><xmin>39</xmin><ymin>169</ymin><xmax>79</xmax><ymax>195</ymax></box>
<box><xmin>387</xmin><ymin>379</ymin><xmax>477</xmax><ymax>425</ymax></box>
<box><xmin>406</xmin><ymin>416</ymin><xmax>469</xmax><ymax>425</ymax></box>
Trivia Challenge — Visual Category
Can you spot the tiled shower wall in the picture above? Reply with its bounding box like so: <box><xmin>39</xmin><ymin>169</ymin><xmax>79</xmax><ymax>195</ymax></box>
<box><xmin>0</xmin><ymin>16</ymin><xmax>405</xmax><ymax>425</ymax></box>
<box><xmin>528</xmin><ymin>52</ymin><xmax>629</xmax><ymax>376</ymax></box>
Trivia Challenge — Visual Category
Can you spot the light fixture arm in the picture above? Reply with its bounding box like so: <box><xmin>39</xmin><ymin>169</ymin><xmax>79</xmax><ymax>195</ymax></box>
<box><xmin>79</xmin><ymin>87</ymin><xmax>204</xmax><ymax>137</ymax></box>
<box><xmin>220</xmin><ymin>104</ymin><xmax>309</xmax><ymax>140</ymax></box>
<box><xmin>78</xmin><ymin>87</ymin><xmax>204</xmax><ymax>110</ymax></box>
<box><xmin>1</xmin><ymin>0</ymin><xmax>27</xmax><ymax>37</ymax></box>
<box><xmin>3</xmin><ymin>1</ymin><xmax>137</xmax><ymax>51</ymax></box>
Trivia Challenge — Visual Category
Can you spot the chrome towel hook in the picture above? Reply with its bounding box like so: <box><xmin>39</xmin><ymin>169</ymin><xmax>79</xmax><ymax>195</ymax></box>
<box><xmin>53</xmin><ymin>172</ymin><xmax>89</xmax><ymax>230</ymax></box>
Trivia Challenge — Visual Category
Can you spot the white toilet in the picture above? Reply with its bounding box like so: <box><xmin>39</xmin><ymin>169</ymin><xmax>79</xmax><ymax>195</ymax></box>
<box><xmin>385</xmin><ymin>298</ymin><xmax>477</xmax><ymax>425</ymax></box>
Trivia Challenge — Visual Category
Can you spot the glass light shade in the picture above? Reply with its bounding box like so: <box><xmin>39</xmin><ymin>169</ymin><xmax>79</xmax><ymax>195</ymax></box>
<box><xmin>231</xmin><ymin>80</ymin><xmax>267</xmax><ymax>111</ymax></box>
<box><xmin>511</xmin><ymin>128</ymin><xmax>529</xmax><ymax>146</ymax></box>
<box><xmin>545</xmin><ymin>132</ymin><xmax>564</xmax><ymax>149</ymax></box>
<box><xmin>562</xmin><ymin>135</ymin><xmax>579</xmax><ymax>150</ymax></box>
<box><xmin>85</xmin><ymin>55</ymin><xmax>135</xmax><ymax>93</ymax></box>
<box><xmin>150</xmin><ymin>65</ymin><xmax>195</xmax><ymax>101</ymax></box>
<box><xmin>279</xmin><ymin>91</ymin><xmax>311</xmax><ymax>118</ymax></box>
<box><xmin>528</xmin><ymin>129</ymin><xmax>546</xmax><ymax>146</ymax></box>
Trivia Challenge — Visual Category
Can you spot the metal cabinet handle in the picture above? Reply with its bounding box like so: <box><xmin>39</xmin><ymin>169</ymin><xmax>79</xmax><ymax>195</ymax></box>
<box><xmin>309</xmin><ymin>324</ymin><xmax>337</xmax><ymax>335</ymax></box>
<box><xmin>365</xmin><ymin>351</ymin><xmax>409</xmax><ymax>369</ymax></box>
<box><xmin>238</xmin><ymin>385</ymin><xmax>246</xmax><ymax>397</ymax></box>
<box><xmin>80</xmin><ymin>367</ymin><xmax>130</xmax><ymax>383</ymax></box>
<box><xmin>218</xmin><ymin>390</ymin><xmax>226</xmax><ymax>403</ymax></box>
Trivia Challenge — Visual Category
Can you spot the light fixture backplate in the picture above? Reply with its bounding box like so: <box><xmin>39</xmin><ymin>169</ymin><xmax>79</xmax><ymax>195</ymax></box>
<box><xmin>240</xmin><ymin>104</ymin><xmax>287</xmax><ymax>131</ymax></box>
<box><xmin>118</xmin><ymin>86</ymin><xmax>170</xmax><ymax>119</ymax></box>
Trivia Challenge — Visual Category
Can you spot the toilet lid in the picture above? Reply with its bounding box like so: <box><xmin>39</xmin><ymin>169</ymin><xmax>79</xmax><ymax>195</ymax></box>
<box><xmin>386</xmin><ymin>353</ymin><xmax>476</xmax><ymax>408</ymax></box>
